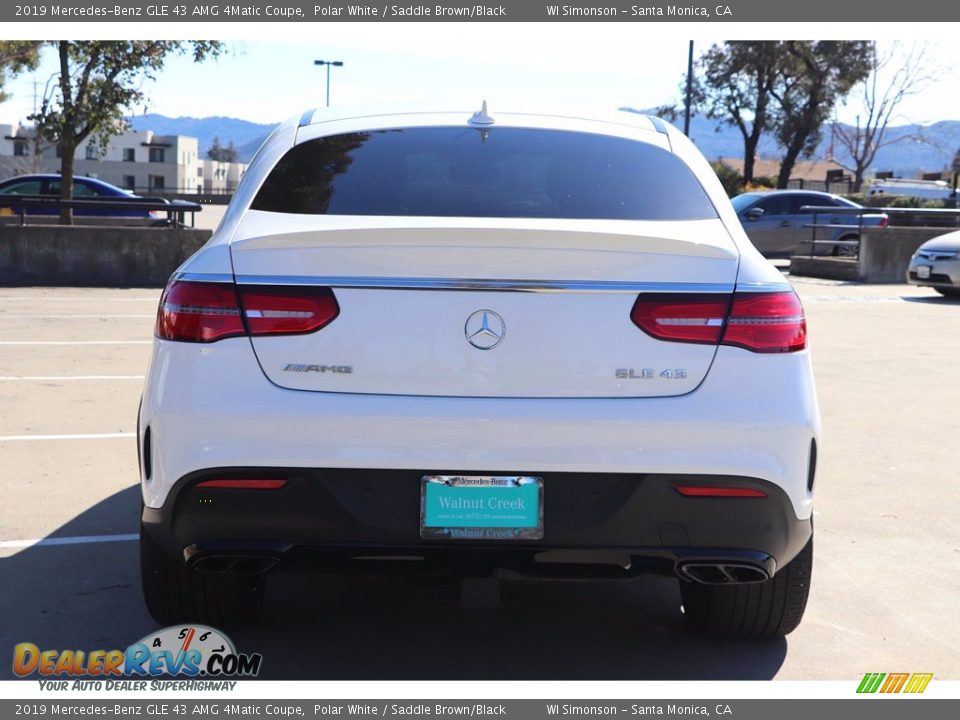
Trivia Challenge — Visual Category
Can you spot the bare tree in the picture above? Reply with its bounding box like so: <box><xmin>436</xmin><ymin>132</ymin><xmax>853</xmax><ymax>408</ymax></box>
<box><xmin>831</xmin><ymin>43</ymin><xmax>936</xmax><ymax>191</ymax></box>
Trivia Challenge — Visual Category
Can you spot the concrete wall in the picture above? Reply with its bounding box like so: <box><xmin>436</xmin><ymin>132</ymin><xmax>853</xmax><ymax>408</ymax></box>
<box><xmin>0</xmin><ymin>225</ymin><xmax>212</xmax><ymax>287</ymax></box>
<box><xmin>857</xmin><ymin>227</ymin><xmax>944</xmax><ymax>282</ymax></box>
<box><xmin>791</xmin><ymin>226</ymin><xmax>949</xmax><ymax>282</ymax></box>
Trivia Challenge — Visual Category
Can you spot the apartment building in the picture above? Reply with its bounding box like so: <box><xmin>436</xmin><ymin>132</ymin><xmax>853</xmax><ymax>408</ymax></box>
<box><xmin>0</xmin><ymin>124</ymin><xmax>247</xmax><ymax>194</ymax></box>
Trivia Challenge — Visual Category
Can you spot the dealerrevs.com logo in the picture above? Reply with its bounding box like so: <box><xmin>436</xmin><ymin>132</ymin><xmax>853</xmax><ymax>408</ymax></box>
<box><xmin>13</xmin><ymin>625</ymin><xmax>262</xmax><ymax>688</ymax></box>
<box><xmin>857</xmin><ymin>672</ymin><xmax>933</xmax><ymax>694</ymax></box>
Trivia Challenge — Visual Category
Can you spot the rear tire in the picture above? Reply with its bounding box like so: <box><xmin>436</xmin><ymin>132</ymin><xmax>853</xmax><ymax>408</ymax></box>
<box><xmin>934</xmin><ymin>287</ymin><xmax>960</xmax><ymax>298</ymax></box>
<box><xmin>680</xmin><ymin>534</ymin><xmax>813</xmax><ymax>638</ymax></box>
<box><xmin>140</xmin><ymin>522</ymin><xmax>266</xmax><ymax>627</ymax></box>
<box><xmin>831</xmin><ymin>236</ymin><xmax>858</xmax><ymax>258</ymax></box>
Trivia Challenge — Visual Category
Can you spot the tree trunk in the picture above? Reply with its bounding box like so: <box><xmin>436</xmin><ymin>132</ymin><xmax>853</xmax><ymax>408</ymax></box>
<box><xmin>776</xmin><ymin>142</ymin><xmax>804</xmax><ymax>189</ymax></box>
<box><xmin>59</xmin><ymin>140</ymin><xmax>75</xmax><ymax>226</ymax></box>
<box><xmin>57</xmin><ymin>41</ymin><xmax>74</xmax><ymax>226</ymax></box>
<box><xmin>743</xmin><ymin>134</ymin><xmax>759</xmax><ymax>184</ymax></box>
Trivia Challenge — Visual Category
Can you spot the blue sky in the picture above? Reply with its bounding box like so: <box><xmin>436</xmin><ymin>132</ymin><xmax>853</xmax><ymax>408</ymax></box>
<box><xmin>1</xmin><ymin>35</ymin><xmax>955</xmax><ymax>128</ymax></box>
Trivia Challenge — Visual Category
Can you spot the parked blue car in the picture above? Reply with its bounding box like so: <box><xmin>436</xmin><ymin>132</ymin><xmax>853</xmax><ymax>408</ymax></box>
<box><xmin>732</xmin><ymin>190</ymin><xmax>888</xmax><ymax>258</ymax></box>
<box><xmin>0</xmin><ymin>174</ymin><xmax>160</xmax><ymax>219</ymax></box>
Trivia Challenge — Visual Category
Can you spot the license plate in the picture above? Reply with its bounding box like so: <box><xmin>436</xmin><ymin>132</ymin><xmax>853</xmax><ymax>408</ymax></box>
<box><xmin>917</xmin><ymin>265</ymin><xmax>932</xmax><ymax>279</ymax></box>
<box><xmin>420</xmin><ymin>475</ymin><xmax>543</xmax><ymax>540</ymax></box>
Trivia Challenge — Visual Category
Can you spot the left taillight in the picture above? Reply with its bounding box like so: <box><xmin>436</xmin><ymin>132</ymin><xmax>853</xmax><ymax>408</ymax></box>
<box><xmin>156</xmin><ymin>281</ymin><xmax>245</xmax><ymax>343</ymax></box>
<box><xmin>156</xmin><ymin>280</ymin><xmax>339</xmax><ymax>343</ymax></box>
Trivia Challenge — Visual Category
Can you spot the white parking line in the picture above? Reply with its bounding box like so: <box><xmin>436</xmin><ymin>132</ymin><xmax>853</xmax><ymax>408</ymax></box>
<box><xmin>0</xmin><ymin>297</ymin><xmax>158</xmax><ymax>302</ymax></box>
<box><xmin>0</xmin><ymin>314</ymin><xmax>155</xmax><ymax>319</ymax></box>
<box><xmin>0</xmin><ymin>340</ymin><xmax>151</xmax><ymax>345</ymax></box>
<box><xmin>0</xmin><ymin>375</ymin><xmax>145</xmax><ymax>381</ymax></box>
<box><xmin>803</xmin><ymin>295</ymin><xmax>909</xmax><ymax>303</ymax></box>
<box><xmin>0</xmin><ymin>533</ymin><xmax>138</xmax><ymax>549</ymax></box>
<box><xmin>0</xmin><ymin>432</ymin><xmax>135</xmax><ymax>442</ymax></box>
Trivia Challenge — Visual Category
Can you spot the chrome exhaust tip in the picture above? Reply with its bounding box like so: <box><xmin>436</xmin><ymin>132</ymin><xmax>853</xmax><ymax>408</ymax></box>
<box><xmin>190</xmin><ymin>555</ymin><xmax>279</xmax><ymax>575</ymax></box>
<box><xmin>676</xmin><ymin>561</ymin><xmax>770</xmax><ymax>585</ymax></box>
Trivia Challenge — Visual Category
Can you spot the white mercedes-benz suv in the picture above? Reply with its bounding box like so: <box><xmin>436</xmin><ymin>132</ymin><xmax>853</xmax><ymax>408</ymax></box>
<box><xmin>139</xmin><ymin>105</ymin><xmax>819</xmax><ymax>637</ymax></box>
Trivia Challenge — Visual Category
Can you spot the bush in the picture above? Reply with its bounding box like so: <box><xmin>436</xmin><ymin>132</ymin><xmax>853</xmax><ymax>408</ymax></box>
<box><xmin>842</xmin><ymin>193</ymin><xmax>870</xmax><ymax>206</ymax></box>
<box><xmin>711</xmin><ymin>161</ymin><xmax>744</xmax><ymax>197</ymax></box>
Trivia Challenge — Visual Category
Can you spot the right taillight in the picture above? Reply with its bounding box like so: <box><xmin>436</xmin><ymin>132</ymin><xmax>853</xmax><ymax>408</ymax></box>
<box><xmin>631</xmin><ymin>291</ymin><xmax>806</xmax><ymax>353</ymax></box>
<box><xmin>723</xmin><ymin>291</ymin><xmax>806</xmax><ymax>353</ymax></box>
<box><xmin>156</xmin><ymin>280</ymin><xmax>340</xmax><ymax>343</ymax></box>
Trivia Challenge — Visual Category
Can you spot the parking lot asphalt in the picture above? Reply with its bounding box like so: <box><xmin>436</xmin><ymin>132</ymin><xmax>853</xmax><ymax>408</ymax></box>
<box><xmin>1</xmin><ymin>277</ymin><xmax>958</xmax><ymax>681</ymax></box>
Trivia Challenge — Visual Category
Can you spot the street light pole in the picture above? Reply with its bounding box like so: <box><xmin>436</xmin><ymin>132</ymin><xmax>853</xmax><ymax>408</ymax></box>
<box><xmin>314</xmin><ymin>60</ymin><xmax>344</xmax><ymax>107</ymax></box>
<box><xmin>683</xmin><ymin>40</ymin><xmax>694</xmax><ymax>137</ymax></box>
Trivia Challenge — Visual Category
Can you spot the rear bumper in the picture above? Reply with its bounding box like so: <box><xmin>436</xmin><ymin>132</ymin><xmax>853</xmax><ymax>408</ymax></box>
<box><xmin>141</xmin><ymin>467</ymin><xmax>812</xmax><ymax>578</ymax></box>
<box><xmin>140</xmin><ymin>340</ymin><xmax>820</xmax><ymax>521</ymax></box>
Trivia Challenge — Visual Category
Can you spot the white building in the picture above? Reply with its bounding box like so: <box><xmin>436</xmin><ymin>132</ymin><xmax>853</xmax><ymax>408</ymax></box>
<box><xmin>0</xmin><ymin>124</ymin><xmax>247</xmax><ymax>195</ymax></box>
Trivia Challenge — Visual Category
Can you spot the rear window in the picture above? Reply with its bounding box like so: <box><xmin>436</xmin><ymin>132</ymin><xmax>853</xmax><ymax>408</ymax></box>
<box><xmin>251</xmin><ymin>127</ymin><xmax>717</xmax><ymax>220</ymax></box>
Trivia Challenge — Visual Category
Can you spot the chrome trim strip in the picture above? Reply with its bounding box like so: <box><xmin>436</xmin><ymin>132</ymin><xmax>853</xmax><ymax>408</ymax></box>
<box><xmin>171</xmin><ymin>272</ymin><xmax>235</xmax><ymax>284</ymax></box>
<box><xmin>232</xmin><ymin>275</ymin><xmax>735</xmax><ymax>294</ymax></box>
<box><xmin>734</xmin><ymin>282</ymin><xmax>794</xmax><ymax>293</ymax></box>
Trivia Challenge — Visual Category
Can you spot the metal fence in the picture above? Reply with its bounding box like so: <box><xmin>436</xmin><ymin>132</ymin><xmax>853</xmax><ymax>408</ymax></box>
<box><xmin>799</xmin><ymin>205</ymin><xmax>960</xmax><ymax>258</ymax></box>
<box><xmin>787</xmin><ymin>178</ymin><xmax>855</xmax><ymax>194</ymax></box>
<box><xmin>0</xmin><ymin>195</ymin><xmax>203</xmax><ymax>227</ymax></box>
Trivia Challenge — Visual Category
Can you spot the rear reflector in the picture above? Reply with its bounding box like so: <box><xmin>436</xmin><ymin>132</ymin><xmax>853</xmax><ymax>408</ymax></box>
<box><xmin>196</xmin><ymin>479</ymin><xmax>288</xmax><ymax>490</ymax></box>
<box><xmin>676</xmin><ymin>486</ymin><xmax>767</xmax><ymax>498</ymax></box>
<box><xmin>630</xmin><ymin>291</ymin><xmax>806</xmax><ymax>353</ymax></box>
<box><xmin>156</xmin><ymin>280</ymin><xmax>339</xmax><ymax>343</ymax></box>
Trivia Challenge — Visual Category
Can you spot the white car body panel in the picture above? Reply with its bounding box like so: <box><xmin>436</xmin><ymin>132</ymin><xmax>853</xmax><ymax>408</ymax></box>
<box><xmin>230</xmin><ymin>215</ymin><xmax>738</xmax><ymax>397</ymax></box>
<box><xmin>141</xmin><ymin>337</ymin><xmax>817</xmax><ymax>520</ymax></box>
<box><xmin>144</xmin><ymin>107</ymin><xmax>819</xmax><ymax>540</ymax></box>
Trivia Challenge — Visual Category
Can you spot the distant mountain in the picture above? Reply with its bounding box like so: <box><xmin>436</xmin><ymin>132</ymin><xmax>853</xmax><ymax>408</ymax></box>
<box><xmin>631</xmin><ymin>109</ymin><xmax>960</xmax><ymax>178</ymax></box>
<box><xmin>130</xmin><ymin>112</ymin><xmax>960</xmax><ymax>176</ymax></box>
<box><xmin>128</xmin><ymin>114</ymin><xmax>277</xmax><ymax>163</ymax></box>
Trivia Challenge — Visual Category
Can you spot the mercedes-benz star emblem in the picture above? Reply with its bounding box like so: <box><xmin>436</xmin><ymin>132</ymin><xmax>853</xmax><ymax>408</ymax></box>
<box><xmin>464</xmin><ymin>309</ymin><xmax>506</xmax><ymax>350</ymax></box>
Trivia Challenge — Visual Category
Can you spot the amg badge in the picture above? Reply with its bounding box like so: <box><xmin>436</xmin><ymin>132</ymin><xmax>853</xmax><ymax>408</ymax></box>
<box><xmin>283</xmin><ymin>364</ymin><xmax>353</xmax><ymax>374</ymax></box>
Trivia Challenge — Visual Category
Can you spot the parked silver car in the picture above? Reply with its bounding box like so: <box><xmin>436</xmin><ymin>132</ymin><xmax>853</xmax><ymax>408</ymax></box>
<box><xmin>907</xmin><ymin>231</ymin><xmax>960</xmax><ymax>297</ymax></box>
<box><xmin>732</xmin><ymin>190</ymin><xmax>887</xmax><ymax>258</ymax></box>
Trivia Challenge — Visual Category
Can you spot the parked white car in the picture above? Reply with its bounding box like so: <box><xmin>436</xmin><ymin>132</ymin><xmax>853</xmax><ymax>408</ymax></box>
<box><xmin>868</xmin><ymin>177</ymin><xmax>954</xmax><ymax>202</ymax></box>
<box><xmin>139</xmin><ymin>105</ymin><xmax>820</xmax><ymax>637</ymax></box>
<box><xmin>907</xmin><ymin>230</ymin><xmax>960</xmax><ymax>297</ymax></box>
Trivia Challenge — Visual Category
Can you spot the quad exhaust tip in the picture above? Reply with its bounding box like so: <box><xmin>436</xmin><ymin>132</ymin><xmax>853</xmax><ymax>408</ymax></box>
<box><xmin>189</xmin><ymin>554</ymin><xmax>280</xmax><ymax>575</ymax></box>
<box><xmin>676</xmin><ymin>561</ymin><xmax>770</xmax><ymax>585</ymax></box>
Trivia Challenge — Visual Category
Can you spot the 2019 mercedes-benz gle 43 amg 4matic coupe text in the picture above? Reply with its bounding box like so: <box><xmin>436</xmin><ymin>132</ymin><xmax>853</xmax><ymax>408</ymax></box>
<box><xmin>139</xmin><ymin>105</ymin><xmax>819</xmax><ymax>637</ymax></box>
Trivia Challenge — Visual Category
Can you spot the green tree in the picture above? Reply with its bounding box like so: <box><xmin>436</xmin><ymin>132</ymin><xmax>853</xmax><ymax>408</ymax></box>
<box><xmin>206</xmin><ymin>136</ymin><xmax>238</xmax><ymax>163</ymax></box>
<box><xmin>0</xmin><ymin>41</ymin><xmax>41</xmax><ymax>103</ymax></box>
<box><xmin>206</xmin><ymin>135</ymin><xmax>224</xmax><ymax>160</ymax></box>
<box><xmin>697</xmin><ymin>42</ymin><xmax>789</xmax><ymax>184</ymax></box>
<box><xmin>30</xmin><ymin>41</ymin><xmax>224</xmax><ymax>224</ymax></box>
<box><xmin>771</xmin><ymin>41</ymin><xmax>873</xmax><ymax>188</ymax></box>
